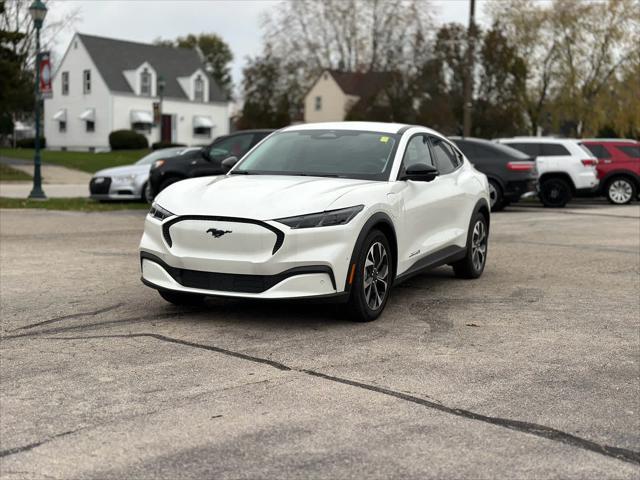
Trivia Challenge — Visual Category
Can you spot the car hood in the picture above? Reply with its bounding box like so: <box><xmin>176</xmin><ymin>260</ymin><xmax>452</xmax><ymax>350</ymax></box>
<box><xmin>94</xmin><ymin>164</ymin><xmax>150</xmax><ymax>178</ymax></box>
<box><xmin>155</xmin><ymin>174</ymin><xmax>381</xmax><ymax>220</ymax></box>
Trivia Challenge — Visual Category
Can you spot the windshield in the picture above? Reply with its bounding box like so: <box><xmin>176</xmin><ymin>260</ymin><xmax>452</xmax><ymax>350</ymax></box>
<box><xmin>135</xmin><ymin>148</ymin><xmax>184</xmax><ymax>165</ymax></box>
<box><xmin>232</xmin><ymin>130</ymin><xmax>398</xmax><ymax>180</ymax></box>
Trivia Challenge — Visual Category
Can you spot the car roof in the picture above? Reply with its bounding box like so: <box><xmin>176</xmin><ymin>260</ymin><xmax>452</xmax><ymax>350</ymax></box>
<box><xmin>280</xmin><ymin>121</ymin><xmax>426</xmax><ymax>135</ymax></box>
<box><xmin>580</xmin><ymin>138</ymin><xmax>638</xmax><ymax>144</ymax></box>
<box><xmin>496</xmin><ymin>137</ymin><xmax>580</xmax><ymax>145</ymax></box>
<box><xmin>450</xmin><ymin>136</ymin><xmax>531</xmax><ymax>158</ymax></box>
<box><xmin>228</xmin><ymin>129</ymin><xmax>274</xmax><ymax>135</ymax></box>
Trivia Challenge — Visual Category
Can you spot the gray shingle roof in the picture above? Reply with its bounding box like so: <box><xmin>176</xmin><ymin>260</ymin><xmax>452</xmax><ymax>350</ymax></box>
<box><xmin>78</xmin><ymin>33</ymin><xmax>227</xmax><ymax>102</ymax></box>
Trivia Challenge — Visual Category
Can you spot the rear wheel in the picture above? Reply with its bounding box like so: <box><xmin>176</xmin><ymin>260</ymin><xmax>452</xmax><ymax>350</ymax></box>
<box><xmin>606</xmin><ymin>177</ymin><xmax>635</xmax><ymax>205</ymax></box>
<box><xmin>347</xmin><ymin>230</ymin><xmax>392</xmax><ymax>322</ymax></box>
<box><xmin>453</xmin><ymin>212</ymin><xmax>488</xmax><ymax>279</ymax></box>
<box><xmin>158</xmin><ymin>290</ymin><xmax>205</xmax><ymax>306</ymax></box>
<box><xmin>488</xmin><ymin>179</ymin><xmax>505</xmax><ymax>211</ymax></box>
<box><xmin>539</xmin><ymin>178</ymin><xmax>572</xmax><ymax>208</ymax></box>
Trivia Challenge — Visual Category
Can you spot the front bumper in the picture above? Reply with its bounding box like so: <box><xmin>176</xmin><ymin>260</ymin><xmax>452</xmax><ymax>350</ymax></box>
<box><xmin>90</xmin><ymin>176</ymin><xmax>145</xmax><ymax>200</ymax></box>
<box><xmin>139</xmin><ymin>213</ymin><xmax>359</xmax><ymax>299</ymax></box>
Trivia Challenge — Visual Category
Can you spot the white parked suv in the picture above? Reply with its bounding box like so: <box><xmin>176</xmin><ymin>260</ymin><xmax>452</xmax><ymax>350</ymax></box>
<box><xmin>494</xmin><ymin>137</ymin><xmax>599</xmax><ymax>207</ymax></box>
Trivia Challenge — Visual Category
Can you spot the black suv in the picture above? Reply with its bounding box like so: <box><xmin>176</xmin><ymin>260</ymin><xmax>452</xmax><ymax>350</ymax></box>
<box><xmin>450</xmin><ymin>137</ymin><xmax>537</xmax><ymax>211</ymax></box>
<box><xmin>147</xmin><ymin>129</ymin><xmax>273</xmax><ymax>200</ymax></box>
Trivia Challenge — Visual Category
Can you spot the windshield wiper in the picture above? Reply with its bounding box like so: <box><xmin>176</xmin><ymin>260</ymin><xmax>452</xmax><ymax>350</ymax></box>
<box><xmin>292</xmin><ymin>172</ymin><xmax>341</xmax><ymax>178</ymax></box>
<box><xmin>229</xmin><ymin>170</ymin><xmax>253</xmax><ymax>175</ymax></box>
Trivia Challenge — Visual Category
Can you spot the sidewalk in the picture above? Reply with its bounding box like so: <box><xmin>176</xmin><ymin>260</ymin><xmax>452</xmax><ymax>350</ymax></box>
<box><xmin>0</xmin><ymin>182</ymin><xmax>88</xmax><ymax>198</ymax></box>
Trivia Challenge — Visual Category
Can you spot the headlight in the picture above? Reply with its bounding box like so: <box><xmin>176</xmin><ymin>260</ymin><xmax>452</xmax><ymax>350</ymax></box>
<box><xmin>148</xmin><ymin>203</ymin><xmax>174</xmax><ymax>221</ymax></box>
<box><xmin>152</xmin><ymin>159</ymin><xmax>166</xmax><ymax>169</ymax></box>
<box><xmin>274</xmin><ymin>205</ymin><xmax>364</xmax><ymax>229</ymax></box>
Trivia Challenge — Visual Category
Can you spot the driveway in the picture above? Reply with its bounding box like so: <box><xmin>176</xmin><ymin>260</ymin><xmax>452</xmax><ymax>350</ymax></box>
<box><xmin>0</xmin><ymin>204</ymin><xmax>639</xmax><ymax>479</ymax></box>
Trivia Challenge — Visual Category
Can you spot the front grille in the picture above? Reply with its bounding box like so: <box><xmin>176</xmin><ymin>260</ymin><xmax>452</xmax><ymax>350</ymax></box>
<box><xmin>141</xmin><ymin>252</ymin><xmax>335</xmax><ymax>293</ymax></box>
<box><xmin>90</xmin><ymin>177</ymin><xmax>111</xmax><ymax>194</ymax></box>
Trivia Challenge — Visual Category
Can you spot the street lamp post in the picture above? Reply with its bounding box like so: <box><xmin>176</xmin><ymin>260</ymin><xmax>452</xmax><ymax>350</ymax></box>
<box><xmin>28</xmin><ymin>0</ymin><xmax>47</xmax><ymax>199</ymax></box>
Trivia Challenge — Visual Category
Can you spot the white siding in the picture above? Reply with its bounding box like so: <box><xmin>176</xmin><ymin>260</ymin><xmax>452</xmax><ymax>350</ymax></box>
<box><xmin>44</xmin><ymin>34</ymin><xmax>112</xmax><ymax>150</ymax></box>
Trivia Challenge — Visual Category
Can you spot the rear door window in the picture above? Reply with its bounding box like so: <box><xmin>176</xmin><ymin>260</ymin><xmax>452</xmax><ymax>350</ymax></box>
<box><xmin>540</xmin><ymin>143</ymin><xmax>570</xmax><ymax>156</ymax></box>
<box><xmin>506</xmin><ymin>143</ymin><xmax>540</xmax><ymax>157</ymax></box>
<box><xmin>617</xmin><ymin>145</ymin><xmax>640</xmax><ymax>158</ymax></box>
<box><xmin>582</xmin><ymin>143</ymin><xmax>611</xmax><ymax>159</ymax></box>
<box><xmin>209</xmin><ymin>133</ymin><xmax>254</xmax><ymax>161</ymax></box>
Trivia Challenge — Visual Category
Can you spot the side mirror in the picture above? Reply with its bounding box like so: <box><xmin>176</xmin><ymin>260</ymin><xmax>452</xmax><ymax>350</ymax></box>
<box><xmin>402</xmin><ymin>163</ymin><xmax>438</xmax><ymax>182</ymax></box>
<box><xmin>221</xmin><ymin>156</ymin><xmax>239</xmax><ymax>171</ymax></box>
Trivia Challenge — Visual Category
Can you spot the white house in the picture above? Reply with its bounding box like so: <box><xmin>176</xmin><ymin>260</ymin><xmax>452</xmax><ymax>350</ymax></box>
<box><xmin>303</xmin><ymin>69</ymin><xmax>392</xmax><ymax>123</ymax></box>
<box><xmin>44</xmin><ymin>33</ymin><xmax>230</xmax><ymax>151</ymax></box>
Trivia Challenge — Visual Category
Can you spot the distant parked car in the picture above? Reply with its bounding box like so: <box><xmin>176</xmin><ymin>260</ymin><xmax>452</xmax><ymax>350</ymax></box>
<box><xmin>581</xmin><ymin>139</ymin><xmax>640</xmax><ymax>205</ymax></box>
<box><xmin>494</xmin><ymin>137</ymin><xmax>598</xmax><ymax>208</ymax></box>
<box><xmin>147</xmin><ymin>129</ymin><xmax>273</xmax><ymax>201</ymax></box>
<box><xmin>89</xmin><ymin>147</ymin><xmax>197</xmax><ymax>202</ymax></box>
<box><xmin>450</xmin><ymin>137</ymin><xmax>537</xmax><ymax>211</ymax></box>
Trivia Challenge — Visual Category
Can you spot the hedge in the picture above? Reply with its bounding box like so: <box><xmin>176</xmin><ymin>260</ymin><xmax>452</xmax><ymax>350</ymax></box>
<box><xmin>109</xmin><ymin>130</ymin><xmax>148</xmax><ymax>150</ymax></box>
<box><xmin>16</xmin><ymin>137</ymin><xmax>46</xmax><ymax>148</ymax></box>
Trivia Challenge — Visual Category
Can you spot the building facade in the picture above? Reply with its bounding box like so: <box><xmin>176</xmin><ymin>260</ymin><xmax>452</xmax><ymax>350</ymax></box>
<box><xmin>44</xmin><ymin>33</ymin><xmax>230</xmax><ymax>151</ymax></box>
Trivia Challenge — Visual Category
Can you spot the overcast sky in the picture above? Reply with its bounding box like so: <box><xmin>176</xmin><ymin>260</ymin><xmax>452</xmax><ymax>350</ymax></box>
<box><xmin>50</xmin><ymin>0</ymin><xmax>491</xmax><ymax>86</ymax></box>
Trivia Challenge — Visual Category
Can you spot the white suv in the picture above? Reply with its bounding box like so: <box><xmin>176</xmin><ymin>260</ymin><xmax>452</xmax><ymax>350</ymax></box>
<box><xmin>494</xmin><ymin>137</ymin><xmax>598</xmax><ymax>207</ymax></box>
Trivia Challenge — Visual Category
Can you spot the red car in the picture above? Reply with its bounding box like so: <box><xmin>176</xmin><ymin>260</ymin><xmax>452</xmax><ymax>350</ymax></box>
<box><xmin>581</xmin><ymin>139</ymin><xmax>640</xmax><ymax>204</ymax></box>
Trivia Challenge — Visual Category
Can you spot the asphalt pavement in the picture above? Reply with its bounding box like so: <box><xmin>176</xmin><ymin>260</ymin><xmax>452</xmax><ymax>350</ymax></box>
<box><xmin>0</xmin><ymin>202</ymin><xmax>639</xmax><ymax>479</ymax></box>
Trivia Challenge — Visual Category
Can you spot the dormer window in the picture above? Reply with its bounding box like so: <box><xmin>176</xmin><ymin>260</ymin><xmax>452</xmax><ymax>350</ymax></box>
<box><xmin>140</xmin><ymin>68</ymin><xmax>151</xmax><ymax>97</ymax></box>
<box><xmin>194</xmin><ymin>75</ymin><xmax>204</xmax><ymax>102</ymax></box>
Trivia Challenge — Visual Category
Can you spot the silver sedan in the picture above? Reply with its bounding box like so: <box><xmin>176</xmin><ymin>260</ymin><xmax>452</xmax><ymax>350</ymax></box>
<box><xmin>89</xmin><ymin>147</ymin><xmax>197</xmax><ymax>202</ymax></box>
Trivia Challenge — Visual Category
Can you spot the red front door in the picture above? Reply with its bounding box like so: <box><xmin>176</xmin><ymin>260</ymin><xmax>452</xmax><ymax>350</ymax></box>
<box><xmin>161</xmin><ymin>115</ymin><xmax>172</xmax><ymax>143</ymax></box>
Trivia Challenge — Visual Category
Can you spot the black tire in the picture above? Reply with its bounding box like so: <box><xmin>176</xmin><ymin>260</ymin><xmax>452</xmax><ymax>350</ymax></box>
<box><xmin>488</xmin><ymin>179</ymin><xmax>505</xmax><ymax>211</ymax></box>
<box><xmin>140</xmin><ymin>182</ymin><xmax>149</xmax><ymax>203</ymax></box>
<box><xmin>159</xmin><ymin>176</ymin><xmax>182</xmax><ymax>193</ymax></box>
<box><xmin>453</xmin><ymin>212</ymin><xmax>488</xmax><ymax>279</ymax></box>
<box><xmin>539</xmin><ymin>178</ymin><xmax>572</xmax><ymax>208</ymax></box>
<box><xmin>605</xmin><ymin>177</ymin><xmax>636</xmax><ymax>205</ymax></box>
<box><xmin>158</xmin><ymin>290</ymin><xmax>205</xmax><ymax>306</ymax></box>
<box><xmin>347</xmin><ymin>229</ymin><xmax>393</xmax><ymax>322</ymax></box>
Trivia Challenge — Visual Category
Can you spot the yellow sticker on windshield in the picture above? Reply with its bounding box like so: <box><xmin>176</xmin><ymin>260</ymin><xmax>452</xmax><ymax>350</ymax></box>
<box><xmin>380</xmin><ymin>136</ymin><xmax>390</xmax><ymax>143</ymax></box>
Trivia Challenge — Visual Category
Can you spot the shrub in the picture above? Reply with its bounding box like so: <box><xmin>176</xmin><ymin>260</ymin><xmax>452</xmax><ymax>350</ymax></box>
<box><xmin>151</xmin><ymin>141</ymin><xmax>186</xmax><ymax>151</ymax></box>
<box><xmin>109</xmin><ymin>130</ymin><xmax>148</xmax><ymax>150</ymax></box>
<box><xmin>16</xmin><ymin>137</ymin><xmax>46</xmax><ymax>148</ymax></box>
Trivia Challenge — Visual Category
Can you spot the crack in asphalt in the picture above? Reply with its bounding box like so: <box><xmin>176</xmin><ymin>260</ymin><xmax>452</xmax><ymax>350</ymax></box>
<box><xmin>0</xmin><ymin>429</ymin><xmax>78</xmax><ymax>458</ymax></box>
<box><xmin>8</xmin><ymin>303</ymin><xmax>125</xmax><ymax>332</ymax></box>
<box><xmin>43</xmin><ymin>333</ymin><xmax>640</xmax><ymax>467</ymax></box>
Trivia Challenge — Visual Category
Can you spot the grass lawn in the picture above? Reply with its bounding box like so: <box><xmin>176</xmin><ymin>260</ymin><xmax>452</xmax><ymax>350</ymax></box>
<box><xmin>0</xmin><ymin>164</ymin><xmax>31</xmax><ymax>181</ymax></box>
<box><xmin>0</xmin><ymin>197</ymin><xmax>149</xmax><ymax>212</ymax></box>
<box><xmin>0</xmin><ymin>148</ymin><xmax>149</xmax><ymax>173</ymax></box>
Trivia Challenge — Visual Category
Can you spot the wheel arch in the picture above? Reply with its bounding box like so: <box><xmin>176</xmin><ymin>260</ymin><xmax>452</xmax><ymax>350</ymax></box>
<box><xmin>345</xmin><ymin>212</ymin><xmax>398</xmax><ymax>293</ymax></box>
<box><xmin>472</xmin><ymin>198</ymin><xmax>491</xmax><ymax>230</ymax></box>
<box><xmin>602</xmin><ymin>171</ymin><xmax>640</xmax><ymax>190</ymax></box>
<box><xmin>539</xmin><ymin>172</ymin><xmax>576</xmax><ymax>193</ymax></box>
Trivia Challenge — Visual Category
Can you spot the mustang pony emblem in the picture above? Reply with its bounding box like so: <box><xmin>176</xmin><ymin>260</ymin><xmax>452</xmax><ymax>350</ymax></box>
<box><xmin>206</xmin><ymin>228</ymin><xmax>232</xmax><ymax>238</ymax></box>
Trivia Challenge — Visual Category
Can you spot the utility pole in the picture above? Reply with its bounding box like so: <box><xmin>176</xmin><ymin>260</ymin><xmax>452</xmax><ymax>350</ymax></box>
<box><xmin>462</xmin><ymin>0</ymin><xmax>476</xmax><ymax>137</ymax></box>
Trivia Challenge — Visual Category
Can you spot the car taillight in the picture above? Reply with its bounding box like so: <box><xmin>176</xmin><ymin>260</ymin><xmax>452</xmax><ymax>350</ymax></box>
<box><xmin>507</xmin><ymin>161</ymin><xmax>535</xmax><ymax>171</ymax></box>
<box><xmin>581</xmin><ymin>159</ymin><xmax>598</xmax><ymax>167</ymax></box>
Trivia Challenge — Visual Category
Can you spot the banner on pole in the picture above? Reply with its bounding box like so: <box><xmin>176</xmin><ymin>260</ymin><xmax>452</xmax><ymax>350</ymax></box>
<box><xmin>39</xmin><ymin>51</ymin><xmax>53</xmax><ymax>99</ymax></box>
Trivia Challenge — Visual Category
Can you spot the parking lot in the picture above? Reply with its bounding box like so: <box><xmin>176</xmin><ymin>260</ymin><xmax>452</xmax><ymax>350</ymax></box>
<box><xmin>0</xmin><ymin>201</ymin><xmax>639</xmax><ymax>479</ymax></box>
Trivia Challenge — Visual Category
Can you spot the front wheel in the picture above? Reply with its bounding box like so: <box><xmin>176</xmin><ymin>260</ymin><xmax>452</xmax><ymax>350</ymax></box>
<box><xmin>539</xmin><ymin>178</ymin><xmax>572</xmax><ymax>208</ymax></box>
<box><xmin>347</xmin><ymin>230</ymin><xmax>392</xmax><ymax>322</ymax></box>
<box><xmin>453</xmin><ymin>213</ymin><xmax>488</xmax><ymax>279</ymax></box>
<box><xmin>606</xmin><ymin>177</ymin><xmax>635</xmax><ymax>205</ymax></box>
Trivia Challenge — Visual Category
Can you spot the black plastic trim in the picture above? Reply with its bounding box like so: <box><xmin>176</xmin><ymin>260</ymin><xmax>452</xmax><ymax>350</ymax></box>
<box><xmin>394</xmin><ymin>245</ymin><xmax>466</xmax><ymax>285</ymax></box>
<box><xmin>140</xmin><ymin>252</ymin><xmax>336</xmax><ymax>293</ymax></box>
<box><xmin>162</xmin><ymin>215</ymin><xmax>285</xmax><ymax>254</ymax></box>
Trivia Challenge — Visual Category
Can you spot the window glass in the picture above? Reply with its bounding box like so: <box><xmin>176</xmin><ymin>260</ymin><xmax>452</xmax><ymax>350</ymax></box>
<box><xmin>403</xmin><ymin>135</ymin><xmax>434</xmax><ymax>171</ymax></box>
<box><xmin>83</xmin><ymin>69</ymin><xmax>91</xmax><ymax>94</ymax></box>
<box><xmin>315</xmin><ymin>96</ymin><xmax>322</xmax><ymax>111</ymax></box>
<box><xmin>209</xmin><ymin>134</ymin><xmax>254</xmax><ymax>162</ymax></box>
<box><xmin>452</xmin><ymin>140</ymin><xmax>477</xmax><ymax>159</ymax></box>
<box><xmin>140</xmin><ymin>69</ymin><xmax>151</xmax><ymax>96</ymax></box>
<box><xmin>135</xmin><ymin>148</ymin><xmax>183</xmax><ymax>165</ymax></box>
<box><xmin>505</xmin><ymin>143</ymin><xmax>539</xmax><ymax>156</ymax></box>
<box><xmin>617</xmin><ymin>145</ymin><xmax>640</xmax><ymax>158</ymax></box>
<box><xmin>86</xmin><ymin>120</ymin><xmax>95</xmax><ymax>133</ymax></box>
<box><xmin>132</xmin><ymin>122</ymin><xmax>151</xmax><ymax>134</ymax></box>
<box><xmin>62</xmin><ymin>72</ymin><xmax>69</xmax><ymax>95</ymax></box>
<box><xmin>193</xmin><ymin>126</ymin><xmax>211</xmax><ymax>138</ymax></box>
<box><xmin>430</xmin><ymin>136</ymin><xmax>458</xmax><ymax>175</ymax></box>
<box><xmin>194</xmin><ymin>76</ymin><xmax>204</xmax><ymax>102</ymax></box>
<box><xmin>59</xmin><ymin>121</ymin><xmax>66</xmax><ymax>133</ymax></box>
<box><xmin>540</xmin><ymin>143</ymin><xmax>570</xmax><ymax>156</ymax></box>
<box><xmin>234</xmin><ymin>130</ymin><xmax>397</xmax><ymax>181</ymax></box>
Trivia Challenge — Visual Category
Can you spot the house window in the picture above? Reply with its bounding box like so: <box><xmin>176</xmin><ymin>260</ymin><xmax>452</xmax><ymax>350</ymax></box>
<box><xmin>83</xmin><ymin>69</ymin><xmax>91</xmax><ymax>94</ymax></box>
<box><xmin>315</xmin><ymin>96</ymin><xmax>322</xmax><ymax>111</ymax></box>
<box><xmin>193</xmin><ymin>126</ymin><xmax>211</xmax><ymax>137</ymax></box>
<box><xmin>86</xmin><ymin>120</ymin><xmax>95</xmax><ymax>132</ymax></box>
<box><xmin>59</xmin><ymin>121</ymin><xmax>67</xmax><ymax>133</ymax></box>
<box><xmin>62</xmin><ymin>72</ymin><xmax>69</xmax><ymax>95</ymax></box>
<box><xmin>140</xmin><ymin>68</ymin><xmax>151</xmax><ymax>96</ymax></box>
<box><xmin>194</xmin><ymin>75</ymin><xmax>204</xmax><ymax>102</ymax></box>
<box><xmin>132</xmin><ymin>122</ymin><xmax>151</xmax><ymax>134</ymax></box>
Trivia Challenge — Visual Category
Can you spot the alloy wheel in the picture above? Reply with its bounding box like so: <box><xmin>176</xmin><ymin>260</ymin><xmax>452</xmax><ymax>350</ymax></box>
<box><xmin>471</xmin><ymin>220</ymin><xmax>487</xmax><ymax>271</ymax></box>
<box><xmin>609</xmin><ymin>179</ymin><xmax>633</xmax><ymax>204</ymax></box>
<box><xmin>364</xmin><ymin>241</ymin><xmax>389</xmax><ymax>310</ymax></box>
<box><xmin>488</xmin><ymin>182</ymin><xmax>498</xmax><ymax>208</ymax></box>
